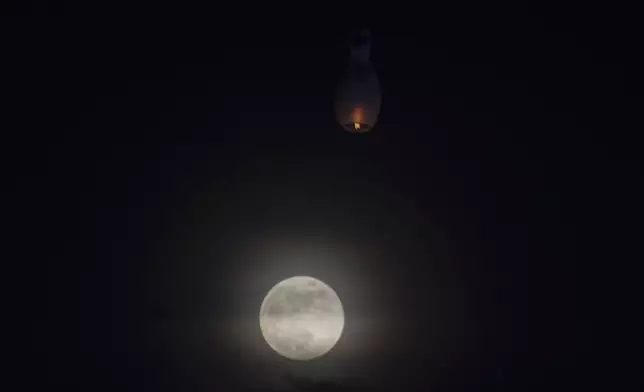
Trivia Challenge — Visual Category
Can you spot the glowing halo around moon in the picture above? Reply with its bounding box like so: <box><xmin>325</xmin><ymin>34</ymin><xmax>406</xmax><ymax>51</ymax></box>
<box><xmin>259</xmin><ymin>276</ymin><xmax>344</xmax><ymax>361</ymax></box>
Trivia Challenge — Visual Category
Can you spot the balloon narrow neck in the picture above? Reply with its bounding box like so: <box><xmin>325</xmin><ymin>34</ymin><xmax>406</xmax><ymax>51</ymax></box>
<box><xmin>349</xmin><ymin>29</ymin><xmax>372</xmax><ymax>63</ymax></box>
<box><xmin>350</xmin><ymin>44</ymin><xmax>371</xmax><ymax>63</ymax></box>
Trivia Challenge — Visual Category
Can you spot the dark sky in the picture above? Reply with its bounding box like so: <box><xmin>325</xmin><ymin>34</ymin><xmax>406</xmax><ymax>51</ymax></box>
<box><xmin>9</xmin><ymin>5</ymin><xmax>641</xmax><ymax>392</ymax></box>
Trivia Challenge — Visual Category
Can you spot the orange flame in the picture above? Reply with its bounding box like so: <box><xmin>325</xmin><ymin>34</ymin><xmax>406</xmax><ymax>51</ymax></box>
<box><xmin>352</xmin><ymin>105</ymin><xmax>364</xmax><ymax>127</ymax></box>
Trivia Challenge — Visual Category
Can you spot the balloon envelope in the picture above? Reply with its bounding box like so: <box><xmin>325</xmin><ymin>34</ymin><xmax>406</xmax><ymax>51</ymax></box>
<box><xmin>335</xmin><ymin>30</ymin><xmax>382</xmax><ymax>133</ymax></box>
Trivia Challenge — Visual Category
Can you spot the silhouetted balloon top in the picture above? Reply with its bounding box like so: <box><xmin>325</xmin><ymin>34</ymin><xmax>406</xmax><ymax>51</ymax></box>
<box><xmin>334</xmin><ymin>29</ymin><xmax>382</xmax><ymax>133</ymax></box>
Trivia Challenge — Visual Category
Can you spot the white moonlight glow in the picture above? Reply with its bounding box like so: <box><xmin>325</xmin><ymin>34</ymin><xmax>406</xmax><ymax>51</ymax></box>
<box><xmin>259</xmin><ymin>276</ymin><xmax>344</xmax><ymax>361</ymax></box>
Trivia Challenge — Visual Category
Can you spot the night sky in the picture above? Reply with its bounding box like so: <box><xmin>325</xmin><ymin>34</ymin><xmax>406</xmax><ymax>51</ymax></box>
<box><xmin>11</xmin><ymin>5</ymin><xmax>641</xmax><ymax>392</ymax></box>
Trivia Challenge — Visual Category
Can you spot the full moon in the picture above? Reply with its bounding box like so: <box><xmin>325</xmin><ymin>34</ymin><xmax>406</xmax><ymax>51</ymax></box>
<box><xmin>259</xmin><ymin>276</ymin><xmax>344</xmax><ymax>361</ymax></box>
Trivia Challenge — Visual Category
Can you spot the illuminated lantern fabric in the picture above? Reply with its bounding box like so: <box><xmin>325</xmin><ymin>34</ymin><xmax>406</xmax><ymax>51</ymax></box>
<box><xmin>335</xmin><ymin>29</ymin><xmax>382</xmax><ymax>133</ymax></box>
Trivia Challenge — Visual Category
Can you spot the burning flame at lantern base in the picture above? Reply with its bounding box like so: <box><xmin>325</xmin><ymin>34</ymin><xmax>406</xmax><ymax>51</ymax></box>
<box><xmin>343</xmin><ymin>105</ymin><xmax>370</xmax><ymax>133</ymax></box>
<box><xmin>343</xmin><ymin>122</ymin><xmax>370</xmax><ymax>133</ymax></box>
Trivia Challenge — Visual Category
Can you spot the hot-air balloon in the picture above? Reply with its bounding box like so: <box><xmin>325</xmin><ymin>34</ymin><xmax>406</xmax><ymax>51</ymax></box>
<box><xmin>335</xmin><ymin>29</ymin><xmax>382</xmax><ymax>133</ymax></box>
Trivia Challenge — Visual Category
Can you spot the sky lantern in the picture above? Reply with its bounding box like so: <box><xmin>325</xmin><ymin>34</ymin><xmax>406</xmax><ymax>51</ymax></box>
<box><xmin>334</xmin><ymin>29</ymin><xmax>382</xmax><ymax>133</ymax></box>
